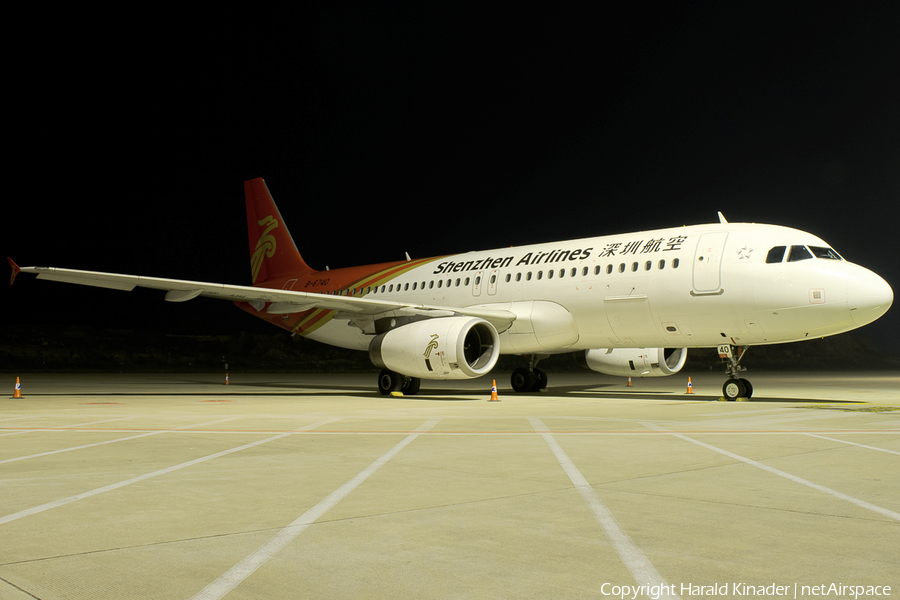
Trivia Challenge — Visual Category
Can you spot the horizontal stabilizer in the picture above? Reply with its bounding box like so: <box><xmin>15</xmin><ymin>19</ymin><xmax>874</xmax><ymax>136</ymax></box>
<box><xmin>8</xmin><ymin>257</ymin><xmax>21</xmax><ymax>286</ymax></box>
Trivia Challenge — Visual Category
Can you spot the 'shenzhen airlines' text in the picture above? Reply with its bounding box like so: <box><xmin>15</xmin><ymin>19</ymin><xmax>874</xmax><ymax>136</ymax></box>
<box><xmin>431</xmin><ymin>235</ymin><xmax>690</xmax><ymax>275</ymax></box>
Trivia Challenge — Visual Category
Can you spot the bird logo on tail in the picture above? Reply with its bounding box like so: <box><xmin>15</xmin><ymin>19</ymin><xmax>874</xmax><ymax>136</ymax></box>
<box><xmin>251</xmin><ymin>216</ymin><xmax>279</xmax><ymax>284</ymax></box>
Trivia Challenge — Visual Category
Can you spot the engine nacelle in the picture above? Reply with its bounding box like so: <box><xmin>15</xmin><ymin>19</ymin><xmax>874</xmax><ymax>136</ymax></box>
<box><xmin>369</xmin><ymin>317</ymin><xmax>500</xmax><ymax>380</ymax></box>
<box><xmin>585</xmin><ymin>347</ymin><xmax>687</xmax><ymax>377</ymax></box>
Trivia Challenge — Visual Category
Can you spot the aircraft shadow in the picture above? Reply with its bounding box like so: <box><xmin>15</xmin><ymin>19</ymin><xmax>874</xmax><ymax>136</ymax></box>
<box><xmin>29</xmin><ymin>377</ymin><xmax>864</xmax><ymax>404</ymax></box>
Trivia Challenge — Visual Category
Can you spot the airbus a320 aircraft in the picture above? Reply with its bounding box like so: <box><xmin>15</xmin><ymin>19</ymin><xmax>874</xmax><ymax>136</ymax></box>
<box><xmin>9</xmin><ymin>179</ymin><xmax>893</xmax><ymax>399</ymax></box>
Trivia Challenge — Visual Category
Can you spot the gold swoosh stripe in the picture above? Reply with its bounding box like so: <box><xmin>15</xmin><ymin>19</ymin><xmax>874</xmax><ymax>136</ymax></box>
<box><xmin>345</xmin><ymin>257</ymin><xmax>445</xmax><ymax>294</ymax></box>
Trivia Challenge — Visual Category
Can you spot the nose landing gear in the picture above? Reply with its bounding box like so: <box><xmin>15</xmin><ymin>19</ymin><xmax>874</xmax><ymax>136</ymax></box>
<box><xmin>719</xmin><ymin>345</ymin><xmax>753</xmax><ymax>400</ymax></box>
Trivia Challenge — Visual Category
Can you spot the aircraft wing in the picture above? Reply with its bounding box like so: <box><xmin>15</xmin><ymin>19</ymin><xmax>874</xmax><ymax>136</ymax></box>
<box><xmin>13</xmin><ymin>264</ymin><xmax>517</xmax><ymax>332</ymax></box>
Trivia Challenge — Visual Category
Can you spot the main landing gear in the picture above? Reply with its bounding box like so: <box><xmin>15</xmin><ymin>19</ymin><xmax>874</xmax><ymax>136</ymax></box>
<box><xmin>719</xmin><ymin>344</ymin><xmax>753</xmax><ymax>400</ymax></box>
<box><xmin>511</xmin><ymin>354</ymin><xmax>549</xmax><ymax>393</ymax></box>
<box><xmin>377</xmin><ymin>370</ymin><xmax>421</xmax><ymax>396</ymax></box>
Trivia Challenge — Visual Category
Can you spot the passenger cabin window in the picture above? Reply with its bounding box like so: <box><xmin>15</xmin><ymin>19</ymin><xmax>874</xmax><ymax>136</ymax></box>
<box><xmin>787</xmin><ymin>245</ymin><xmax>813</xmax><ymax>262</ymax></box>
<box><xmin>766</xmin><ymin>246</ymin><xmax>786</xmax><ymax>263</ymax></box>
<box><xmin>809</xmin><ymin>246</ymin><xmax>842</xmax><ymax>260</ymax></box>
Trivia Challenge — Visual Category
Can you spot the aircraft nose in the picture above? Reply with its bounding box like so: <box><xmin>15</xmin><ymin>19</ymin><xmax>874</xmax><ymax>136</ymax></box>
<box><xmin>847</xmin><ymin>268</ymin><xmax>893</xmax><ymax>327</ymax></box>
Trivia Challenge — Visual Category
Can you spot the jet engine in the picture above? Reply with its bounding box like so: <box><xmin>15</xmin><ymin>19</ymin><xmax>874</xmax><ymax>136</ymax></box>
<box><xmin>585</xmin><ymin>347</ymin><xmax>687</xmax><ymax>377</ymax></box>
<box><xmin>369</xmin><ymin>317</ymin><xmax>500</xmax><ymax>380</ymax></box>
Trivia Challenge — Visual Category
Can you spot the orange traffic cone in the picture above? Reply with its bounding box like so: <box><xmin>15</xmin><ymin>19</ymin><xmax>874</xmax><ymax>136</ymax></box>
<box><xmin>627</xmin><ymin>376</ymin><xmax>633</xmax><ymax>387</ymax></box>
<box><xmin>12</xmin><ymin>377</ymin><xmax>22</xmax><ymax>398</ymax></box>
<box><xmin>685</xmin><ymin>377</ymin><xmax>694</xmax><ymax>394</ymax></box>
<box><xmin>225</xmin><ymin>373</ymin><xmax>230</xmax><ymax>385</ymax></box>
<box><xmin>488</xmin><ymin>380</ymin><xmax>500</xmax><ymax>402</ymax></box>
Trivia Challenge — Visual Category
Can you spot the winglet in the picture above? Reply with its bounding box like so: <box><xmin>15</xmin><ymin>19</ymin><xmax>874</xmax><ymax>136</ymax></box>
<box><xmin>717</xmin><ymin>211</ymin><xmax>728</xmax><ymax>224</ymax></box>
<box><xmin>8</xmin><ymin>257</ymin><xmax>20</xmax><ymax>286</ymax></box>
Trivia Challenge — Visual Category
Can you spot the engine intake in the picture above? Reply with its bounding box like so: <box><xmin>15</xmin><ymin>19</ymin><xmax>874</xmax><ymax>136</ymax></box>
<box><xmin>585</xmin><ymin>347</ymin><xmax>687</xmax><ymax>377</ymax></box>
<box><xmin>369</xmin><ymin>317</ymin><xmax>500</xmax><ymax>380</ymax></box>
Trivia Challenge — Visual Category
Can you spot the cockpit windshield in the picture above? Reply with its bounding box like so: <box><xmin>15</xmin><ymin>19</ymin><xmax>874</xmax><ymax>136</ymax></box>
<box><xmin>766</xmin><ymin>244</ymin><xmax>843</xmax><ymax>263</ymax></box>
<box><xmin>809</xmin><ymin>246</ymin><xmax>843</xmax><ymax>260</ymax></box>
<box><xmin>766</xmin><ymin>246</ymin><xmax>786</xmax><ymax>263</ymax></box>
<box><xmin>787</xmin><ymin>245</ymin><xmax>813</xmax><ymax>262</ymax></box>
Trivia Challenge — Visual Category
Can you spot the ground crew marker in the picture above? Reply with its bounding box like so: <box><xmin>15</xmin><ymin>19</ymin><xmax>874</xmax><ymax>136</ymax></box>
<box><xmin>627</xmin><ymin>376</ymin><xmax>633</xmax><ymax>387</ymax></box>
<box><xmin>488</xmin><ymin>380</ymin><xmax>500</xmax><ymax>402</ymax></box>
<box><xmin>12</xmin><ymin>377</ymin><xmax>22</xmax><ymax>398</ymax></box>
<box><xmin>685</xmin><ymin>377</ymin><xmax>694</xmax><ymax>394</ymax></box>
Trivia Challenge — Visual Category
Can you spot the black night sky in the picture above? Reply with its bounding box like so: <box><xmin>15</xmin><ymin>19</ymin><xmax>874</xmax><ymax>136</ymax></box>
<box><xmin>5</xmin><ymin>5</ymin><xmax>899</xmax><ymax>351</ymax></box>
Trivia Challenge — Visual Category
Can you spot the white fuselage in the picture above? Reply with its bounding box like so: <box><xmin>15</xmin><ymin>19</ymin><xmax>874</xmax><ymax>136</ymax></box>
<box><xmin>305</xmin><ymin>222</ymin><xmax>893</xmax><ymax>353</ymax></box>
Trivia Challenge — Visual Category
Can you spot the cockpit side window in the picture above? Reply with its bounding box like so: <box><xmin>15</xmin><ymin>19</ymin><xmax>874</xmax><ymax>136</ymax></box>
<box><xmin>809</xmin><ymin>246</ymin><xmax>842</xmax><ymax>260</ymax></box>
<box><xmin>787</xmin><ymin>245</ymin><xmax>813</xmax><ymax>262</ymax></box>
<box><xmin>766</xmin><ymin>246</ymin><xmax>786</xmax><ymax>263</ymax></box>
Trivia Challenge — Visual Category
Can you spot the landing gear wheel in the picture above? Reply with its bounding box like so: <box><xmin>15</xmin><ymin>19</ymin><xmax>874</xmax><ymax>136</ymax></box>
<box><xmin>511</xmin><ymin>367</ymin><xmax>535</xmax><ymax>393</ymax></box>
<box><xmin>401</xmin><ymin>377</ymin><xmax>421</xmax><ymax>395</ymax></box>
<box><xmin>722</xmin><ymin>378</ymin><xmax>745</xmax><ymax>401</ymax></box>
<box><xmin>377</xmin><ymin>370</ymin><xmax>400</xmax><ymax>396</ymax></box>
<box><xmin>720</xmin><ymin>345</ymin><xmax>753</xmax><ymax>400</ymax></box>
<box><xmin>532</xmin><ymin>368</ymin><xmax>548</xmax><ymax>391</ymax></box>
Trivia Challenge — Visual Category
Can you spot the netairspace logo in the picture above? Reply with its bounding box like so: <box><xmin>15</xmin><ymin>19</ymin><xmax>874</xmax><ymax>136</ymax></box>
<box><xmin>599</xmin><ymin>582</ymin><xmax>892</xmax><ymax>599</ymax></box>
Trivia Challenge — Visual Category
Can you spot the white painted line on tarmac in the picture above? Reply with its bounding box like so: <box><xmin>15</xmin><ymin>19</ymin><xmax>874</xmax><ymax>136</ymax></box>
<box><xmin>529</xmin><ymin>417</ymin><xmax>680</xmax><ymax>599</ymax></box>
<box><xmin>643</xmin><ymin>423</ymin><xmax>900</xmax><ymax>522</ymax></box>
<box><xmin>0</xmin><ymin>418</ymin><xmax>340</xmax><ymax>526</ymax></box>
<box><xmin>0</xmin><ymin>417</ymin><xmax>245</xmax><ymax>465</ymax></box>
<box><xmin>803</xmin><ymin>433</ymin><xmax>900</xmax><ymax>456</ymax></box>
<box><xmin>0</xmin><ymin>416</ymin><xmax>34</xmax><ymax>423</ymax></box>
<box><xmin>0</xmin><ymin>431</ymin><xmax>162</xmax><ymax>464</ymax></box>
<box><xmin>189</xmin><ymin>418</ymin><xmax>441</xmax><ymax>600</ymax></box>
<box><xmin>3</xmin><ymin>416</ymin><xmax>138</xmax><ymax>433</ymax></box>
<box><xmin>55</xmin><ymin>416</ymin><xmax>141</xmax><ymax>428</ymax></box>
<box><xmin>0</xmin><ymin>430</ymin><xmax>39</xmax><ymax>438</ymax></box>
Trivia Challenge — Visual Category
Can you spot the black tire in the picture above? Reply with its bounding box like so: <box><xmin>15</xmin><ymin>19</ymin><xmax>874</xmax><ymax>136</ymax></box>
<box><xmin>511</xmin><ymin>367</ymin><xmax>535</xmax><ymax>393</ymax></box>
<box><xmin>401</xmin><ymin>377</ymin><xmax>421</xmax><ymax>395</ymax></box>
<box><xmin>532</xmin><ymin>368</ymin><xmax>548</xmax><ymax>391</ymax></box>
<box><xmin>722</xmin><ymin>378</ymin><xmax>745</xmax><ymax>400</ymax></box>
<box><xmin>738</xmin><ymin>378</ymin><xmax>753</xmax><ymax>399</ymax></box>
<box><xmin>377</xmin><ymin>370</ymin><xmax>400</xmax><ymax>395</ymax></box>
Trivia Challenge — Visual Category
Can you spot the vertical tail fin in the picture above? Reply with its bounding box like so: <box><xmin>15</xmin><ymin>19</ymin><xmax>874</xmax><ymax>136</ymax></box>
<box><xmin>244</xmin><ymin>178</ymin><xmax>314</xmax><ymax>285</ymax></box>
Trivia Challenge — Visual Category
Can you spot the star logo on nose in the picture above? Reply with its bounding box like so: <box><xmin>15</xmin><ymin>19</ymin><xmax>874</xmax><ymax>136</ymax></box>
<box><xmin>737</xmin><ymin>246</ymin><xmax>754</xmax><ymax>260</ymax></box>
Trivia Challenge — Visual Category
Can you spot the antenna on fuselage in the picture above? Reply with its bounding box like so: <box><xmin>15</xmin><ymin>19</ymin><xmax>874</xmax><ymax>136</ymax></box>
<box><xmin>717</xmin><ymin>211</ymin><xmax>728</xmax><ymax>224</ymax></box>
